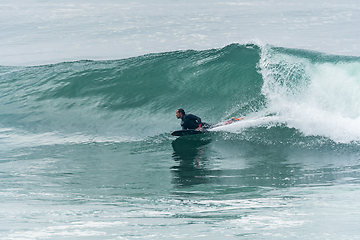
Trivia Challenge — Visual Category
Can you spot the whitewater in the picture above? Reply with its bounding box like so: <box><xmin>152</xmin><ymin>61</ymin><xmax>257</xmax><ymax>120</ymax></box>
<box><xmin>1</xmin><ymin>0</ymin><xmax>360</xmax><ymax>239</ymax></box>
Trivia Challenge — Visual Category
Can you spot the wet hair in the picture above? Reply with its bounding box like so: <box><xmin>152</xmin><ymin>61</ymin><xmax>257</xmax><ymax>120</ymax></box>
<box><xmin>177</xmin><ymin>108</ymin><xmax>185</xmax><ymax>115</ymax></box>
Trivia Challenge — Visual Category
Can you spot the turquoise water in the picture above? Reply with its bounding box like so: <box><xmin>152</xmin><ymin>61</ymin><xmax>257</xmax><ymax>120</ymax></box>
<box><xmin>2</xmin><ymin>1</ymin><xmax>360</xmax><ymax>239</ymax></box>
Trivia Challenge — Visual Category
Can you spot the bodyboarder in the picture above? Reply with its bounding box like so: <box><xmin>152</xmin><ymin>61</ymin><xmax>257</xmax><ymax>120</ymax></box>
<box><xmin>176</xmin><ymin>108</ymin><xmax>212</xmax><ymax>130</ymax></box>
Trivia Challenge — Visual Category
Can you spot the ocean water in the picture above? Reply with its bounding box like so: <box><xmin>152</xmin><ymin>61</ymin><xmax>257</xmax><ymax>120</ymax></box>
<box><xmin>1</xmin><ymin>1</ymin><xmax>360</xmax><ymax>239</ymax></box>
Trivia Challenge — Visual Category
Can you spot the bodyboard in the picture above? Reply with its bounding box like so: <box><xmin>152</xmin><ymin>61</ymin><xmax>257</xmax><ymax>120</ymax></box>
<box><xmin>170</xmin><ymin>129</ymin><xmax>205</xmax><ymax>136</ymax></box>
<box><xmin>171</xmin><ymin>117</ymin><xmax>244</xmax><ymax>137</ymax></box>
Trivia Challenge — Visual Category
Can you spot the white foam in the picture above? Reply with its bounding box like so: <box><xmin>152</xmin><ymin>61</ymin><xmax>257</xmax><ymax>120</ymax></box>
<box><xmin>258</xmin><ymin>47</ymin><xmax>360</xmax><ymax>143</ymax></box>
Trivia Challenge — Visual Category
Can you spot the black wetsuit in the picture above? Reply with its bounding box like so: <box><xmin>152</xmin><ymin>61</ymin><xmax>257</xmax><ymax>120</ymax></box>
<box><xmin>181</xmin><ymin>114</ymin><xmax>202</xmax><ymax>130</ymax></box>
<box><xmin>180</xmin><ymin>114</ymin><xmax>212</xmax><ymax>130</ymax></box>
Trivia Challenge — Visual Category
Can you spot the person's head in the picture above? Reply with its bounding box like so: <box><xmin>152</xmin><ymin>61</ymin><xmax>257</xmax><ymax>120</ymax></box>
<box><xmin>176</xmin><ymin>108</ymin><xmax>185</xmax><ymax>119</ymax></box>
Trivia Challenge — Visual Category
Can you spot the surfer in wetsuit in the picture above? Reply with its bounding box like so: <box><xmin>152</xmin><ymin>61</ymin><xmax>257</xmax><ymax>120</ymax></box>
<box><xmin>176</xmin><ymin>108</ymin><xmax>211</xmax><ymax>130</ymax></box>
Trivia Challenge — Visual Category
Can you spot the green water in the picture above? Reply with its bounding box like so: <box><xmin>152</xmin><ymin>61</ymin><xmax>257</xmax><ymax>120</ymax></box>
<box><xmin>1</xmin><ymin>44</ymin><xmax>360</xmax><ymax>239</ymax></box>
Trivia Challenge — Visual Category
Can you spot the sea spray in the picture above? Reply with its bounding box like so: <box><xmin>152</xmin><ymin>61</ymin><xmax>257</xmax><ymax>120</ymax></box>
<box><xmin>259</xmin><ymin>46</ymin><xmax>360</xmax><ymax>143</ymax></box>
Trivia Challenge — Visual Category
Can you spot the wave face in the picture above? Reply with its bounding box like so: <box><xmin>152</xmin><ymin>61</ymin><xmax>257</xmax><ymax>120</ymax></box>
<box><xmin>1</xmin><ymin>44</ymin><xmax>360</xmax><ymax>147</ymax></box>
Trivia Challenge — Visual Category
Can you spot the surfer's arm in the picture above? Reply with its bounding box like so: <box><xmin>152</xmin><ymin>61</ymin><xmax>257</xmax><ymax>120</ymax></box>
<box><xmin>195</xmin><ymin>116</ymin><xmax>202</xmax><ymax>129</ymax></box>
<box><xmin>187</xmin><ymin>114</ymin><xmax>202</xmax><ymax>124</ymax></box>
<box><xmin>186</xmin><ymin>114</ymin><xmax>202</xmax><ymax>130</ymax></box>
